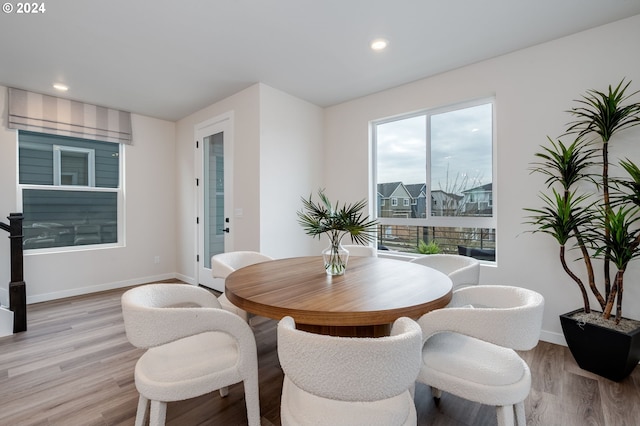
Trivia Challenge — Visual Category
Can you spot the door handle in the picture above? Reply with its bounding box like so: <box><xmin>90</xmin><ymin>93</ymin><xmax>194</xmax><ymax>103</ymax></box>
<box><xmin>222</xmin><ymin>227</ymin><xmax>230</xmax><ymax>233</ymax></box>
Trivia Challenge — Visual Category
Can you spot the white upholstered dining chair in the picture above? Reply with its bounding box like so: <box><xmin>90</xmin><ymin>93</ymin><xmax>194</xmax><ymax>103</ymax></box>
<box><xmin>409</xmin><ymin>254</ymin><xmax>480</xmax><ymax>290</ymax></box>
<box><xmin>277</xmin><ymin>315</ymin><xmax>422</xmax><ymax>426</ymax></box>
<box><xmin>211</xmin><ymin>250</ymin><xmax>273</xmax><ymax>322</ymax></box>
<box><xmin>416</xmin><ymin>285</ymin><xmax>544</xmax><ymax>426</ymax></box>
<box><xmin>121</xmin><ymin>283</ymin><xmax>261</xmax><ymax>426</ymax></box>
<box><xmin>342</xmin><ymin>244</ymin><xmax>377</xmax><ymax>257</ymax></box>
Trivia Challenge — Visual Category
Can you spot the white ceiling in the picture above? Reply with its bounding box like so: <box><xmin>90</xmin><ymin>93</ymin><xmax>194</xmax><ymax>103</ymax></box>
<box><xmin>2</xmin><ymin>0</ymin><xmax>640</xmax><ymax>121</ymax></box>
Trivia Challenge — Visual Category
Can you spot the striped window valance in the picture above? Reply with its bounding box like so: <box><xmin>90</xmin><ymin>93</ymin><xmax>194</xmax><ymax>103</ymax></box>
<box><xmin>8</xmin><ymin>88</ymin><xmax>132</xmax><ymax>144</ymax></box>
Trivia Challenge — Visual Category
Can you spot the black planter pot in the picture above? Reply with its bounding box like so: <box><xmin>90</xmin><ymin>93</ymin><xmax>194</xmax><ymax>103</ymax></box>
<box><xmin>560</xmin><ymin>309</ymin><xmax>640</xmax><ymax>382</ymax></box>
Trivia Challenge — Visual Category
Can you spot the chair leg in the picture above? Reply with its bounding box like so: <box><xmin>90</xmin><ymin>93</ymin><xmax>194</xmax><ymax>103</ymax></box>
<box><xmin>243</xmin><ymin>374</ymin><xmax>262</xmax><ymax>426</ymax></box>
<box><xmin>431</xmin><ymin>387</ymin><xmax>442</xmax><ymax>406</ymax></box>
<box><xmin>149</xmin><ymin>400</ymin><xmax>167</xmax><ymax>426</ymax></box>
<box><xmin>219</xmin><ymin>386</ymin><xmax>229</xmax><ymax>397</ymax></box>
<box><xmin>135</xmin><ymin>394</ymin><xmax>149</xmax><ymax>426</ymax></box>
<box><xmin>496</xmin><ymin>404</ymin><xmax>515</xmax><ymax>426</ymax></box>
<box><xmin>514</xmin><ymin>401</ymin><xmax>526</xmax><ymax>426</ymax></box>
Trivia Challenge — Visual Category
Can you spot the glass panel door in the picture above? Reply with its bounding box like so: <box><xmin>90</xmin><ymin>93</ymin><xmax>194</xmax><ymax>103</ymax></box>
<box><xmin>203</xmin><ymin>132</ymin><xmax>225</xmax><ymax>269</ymax></box>
<box><xmin>196</xmin><ymin>113</ymin><xmax>233</xmax><ymax>291</ymax></box>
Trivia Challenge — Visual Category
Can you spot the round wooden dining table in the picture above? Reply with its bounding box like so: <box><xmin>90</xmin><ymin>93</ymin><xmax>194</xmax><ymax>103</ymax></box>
<box><xmin>225</xmin><ymin>256</ymin><xmax>452</xmax><ymax>337</ymax></box>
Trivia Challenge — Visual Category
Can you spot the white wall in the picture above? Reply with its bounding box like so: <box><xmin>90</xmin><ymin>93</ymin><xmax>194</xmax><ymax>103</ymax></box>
<box><xmin>323</xmin><ymin>15</ymin><xmax>640</xmax><ymax>344</ymax></box>
<box><xmin>0</xmin><ymin>88</ymin><xmax>18</xmax><ymax>307</ymax></box>
<box><xmin>175</xmin><ymin>84</ymin><xmax>262</xmax><ymax>283</ymax></box>
<box><xmin>259</xmin><ymin>84</ymin><xmax>325</xmax><ymax>258</ymax></box>
<box><xmin>174</xmin><ymin>83</ymin><xmax>325</xmax><ymax>284</ymax></box>
<box><xmin>0</xmin><ymin>86</ymin><xmax>178</xmax><ymax>303</ymax></box>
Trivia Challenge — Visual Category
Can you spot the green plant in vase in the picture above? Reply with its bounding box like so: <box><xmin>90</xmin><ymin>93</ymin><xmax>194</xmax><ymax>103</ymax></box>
<box><xmin>298</xmin><ymin>189</ymin><xmax>378</xmax><ymax>275</ymax></box>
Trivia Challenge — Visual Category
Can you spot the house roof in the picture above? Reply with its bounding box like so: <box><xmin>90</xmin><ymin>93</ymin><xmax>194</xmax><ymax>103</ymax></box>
<box><xmin>404</xmin><ymin>183</ymin><xmax>426</xmax><ymax>198</ymax></box>
<box><xmin>463</xmin><ymin>183</ymin><xmax>493</xmax><ymax>193</ymax></box>
<box><xmin>379</xmin><ymin>183</ymin><xmax>473</xmax><ymax>200</ymax></box>
<box><xmin>377</xmin><ymin>182</ymin><xmax>403</xmax><ymax>198</ymax></box>
<box><xmin>432</xmin><ymin>190</ymin><xmax>464</xmax><ymax>201</ymax></box>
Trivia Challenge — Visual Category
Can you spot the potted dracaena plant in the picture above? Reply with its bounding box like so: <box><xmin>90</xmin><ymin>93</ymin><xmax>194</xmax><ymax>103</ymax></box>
<box><xmin>525</xmin><ymin>79</ymin><xmax>640</xmax><ymax>381</ymax></box>
<box><xmin>297</xmin><ymin>189</ymin><xmax>378</xmax><ymax>275</ymax></box>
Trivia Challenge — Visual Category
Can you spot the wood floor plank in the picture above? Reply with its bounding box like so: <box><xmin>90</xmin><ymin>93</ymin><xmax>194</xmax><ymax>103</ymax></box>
<box><xmin>524</xmin><ymin>388</ymin><xmax>565</xmax><ymax>426</ymax></box>
<box><xmin>0</xmin><ymin>285</ymin><xmax>638</xmax><ymax>425</ymax></box>
<box><xmin>599</xmin><ymin>373</ymin><xmax>640</xmax><ymax>426</ymax></box>
<box><xmin>561</xmin><ymin>372</ymin><xmax>605</xmax><ymax>426</ymax></box>
<box><xmin>522</xmin><ymin>338</ymin><xmax>565</xmax><ymax>396</ymax></box>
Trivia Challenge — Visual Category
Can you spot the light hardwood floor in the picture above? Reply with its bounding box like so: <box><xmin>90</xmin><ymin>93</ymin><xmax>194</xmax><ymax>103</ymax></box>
<box><xmin>0</xmin><ymin>284</ymin><xmax>639</xmax><ymax>425</ymax></box>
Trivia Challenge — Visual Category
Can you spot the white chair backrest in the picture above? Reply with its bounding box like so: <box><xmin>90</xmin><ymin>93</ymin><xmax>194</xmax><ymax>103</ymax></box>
<box><xmin>410</xmin><ymin>254</ymin><xmax>480</xmax><ymax>287</ymax></box>
<box><xmin>418</xmin><ymin>285</ymin><xmax>545</xmax><ymax>350</ymax></box>
<box><xmin>342</xmin><ymin>244</ymin><xmax>377</xmax><ymax>257</ymax></box>
<box><xmin>211</xmin><ymin>251</ymin><xmax>274</xmax><ymax>278</ymax></box>
<box><xmin>121</xmin><ymin>284</ymin><xmax>256</xmax><ymax>351</ymax></box>
<box><xmin>277</xmin><ymin>316</ymin><xmax>422</xmax><ymax>401</ymax></box>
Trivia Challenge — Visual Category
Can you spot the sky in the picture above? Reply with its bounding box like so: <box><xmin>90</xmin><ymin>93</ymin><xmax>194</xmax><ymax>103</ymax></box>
<box><xmin>376</xmin><ymin>102</ymin><xmax>493</xmax><ymax>194</ymax></box>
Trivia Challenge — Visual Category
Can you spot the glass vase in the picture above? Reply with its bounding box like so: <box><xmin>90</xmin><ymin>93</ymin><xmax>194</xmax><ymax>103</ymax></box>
<box><xmin>322</xmin><ymin>241</ymin><xmax>349</xmax><ymax>276</ymax></box>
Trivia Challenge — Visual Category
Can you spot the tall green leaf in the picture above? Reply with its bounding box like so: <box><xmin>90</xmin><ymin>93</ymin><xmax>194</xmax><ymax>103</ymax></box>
<box><xmin>566</xmin><ymin>79</ymin><xmax>640</xmax><ymax>142</ymax></box>
<box><xmin>529</xmin><ymin>137</ymin><xmax>597</xmax><ymax>190</ymax></box>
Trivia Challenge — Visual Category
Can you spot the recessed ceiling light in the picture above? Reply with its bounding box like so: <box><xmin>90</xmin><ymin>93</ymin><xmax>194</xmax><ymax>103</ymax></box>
<box><xmin>370</xmin><ymin>38</ymin><xmax>388</xmax><ymax>51</ymax></box>
<box><xmin>53</xmin><ymin>83</ymin><xmax>69</xmax><ymax>92</ymax></box>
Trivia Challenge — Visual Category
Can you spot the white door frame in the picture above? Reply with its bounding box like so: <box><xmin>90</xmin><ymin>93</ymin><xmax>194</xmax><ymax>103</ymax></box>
<box><xmin>195</xmin><ymin>111</ymin><xmax>234</xmax><ymax>291</ymax></box>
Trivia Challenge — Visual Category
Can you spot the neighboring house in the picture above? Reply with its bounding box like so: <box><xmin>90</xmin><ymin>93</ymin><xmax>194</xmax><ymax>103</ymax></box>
<box><xmin>460</xmin><ymin>183</ymin><xmax>493</xmax><ymax>216</ymax></box>
<box><xmin>431</xmin><ymin>190</ymin><xmax>463</xmax><ymax>217</ymax></box>
<box><xmin>405</xmin><ymin>183</ymin><xmax>427</xmax><ymax>218</ymax></box>
<box><xmin>378</xmin><ymin>182</ymin><xmax>468</xmax><ymax>218</ymax></box>
<box><xmin>377</xmin><ymin>182</ymin><xmax>413</xmax><ymax>218</ymax></box>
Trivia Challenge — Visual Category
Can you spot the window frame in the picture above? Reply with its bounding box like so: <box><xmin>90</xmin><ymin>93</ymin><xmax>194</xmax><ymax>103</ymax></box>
<box><xmin>53</xmin><ymin>144</ymin><xmax>96</xmax><ymax>187</ymax></box>
<box><xmin>17</xmin><ymin>132</ymin><xmax>125</xmax><ymax>253</ymax></box>
<box><xmin>371</xmin><ymin>97</ymin><xmax>496</xmax><ymax>232</ymax></box>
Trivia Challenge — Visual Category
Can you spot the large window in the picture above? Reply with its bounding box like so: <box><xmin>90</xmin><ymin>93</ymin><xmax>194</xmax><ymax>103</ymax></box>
<box><xmin>373</xmin><ymin>99</ymin><xmax>495</xmax><ymax>260</ymax></box>
<box><xmin>18</xmin><ymin>131</ymin><xmax>123</xmax><ymax>250</ymax></box>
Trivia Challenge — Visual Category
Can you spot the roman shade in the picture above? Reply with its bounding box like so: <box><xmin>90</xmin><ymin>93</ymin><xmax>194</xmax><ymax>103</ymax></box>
<box><xmin>8</xmin><ymin>88</ymin><xmax>132</xmax><ymax>144</ymax></box>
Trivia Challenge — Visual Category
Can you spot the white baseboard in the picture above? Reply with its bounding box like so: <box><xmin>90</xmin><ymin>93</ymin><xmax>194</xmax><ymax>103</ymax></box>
<box><xmin>174</xmin><ymin>273</ymin><xmax>195</xmax><ymax>285</ymax></box>
<box><xmin>539</xmin><ymin>329</ymin><xmax>567</xmax><ymax>347</ymax></box>
<box><xmin>25</xmin><ymin>273</ymin><xmax>178</xmax><ymax>304</ymax></box>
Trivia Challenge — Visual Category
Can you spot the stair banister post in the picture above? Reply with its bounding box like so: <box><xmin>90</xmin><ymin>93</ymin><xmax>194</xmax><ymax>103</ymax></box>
<box><xmin>1</xmin><ymin>213</ymin><xmax>26</xmax><ymax>333</ymax></box>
